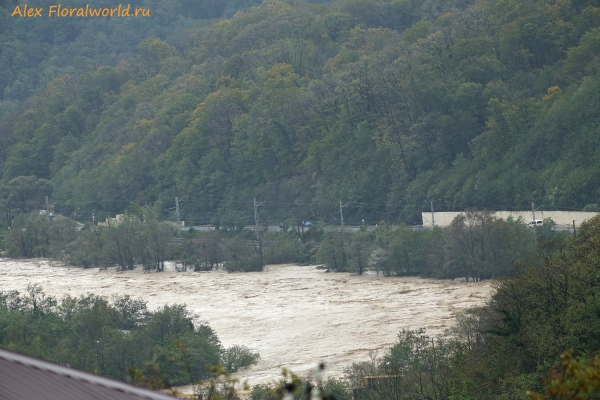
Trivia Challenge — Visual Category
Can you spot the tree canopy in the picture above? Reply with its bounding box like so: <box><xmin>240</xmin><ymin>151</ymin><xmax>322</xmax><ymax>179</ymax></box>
<box><xmin>1</xmin><ymin>0</ymin><xmax>599</xmax><ymax>226</ymax></box>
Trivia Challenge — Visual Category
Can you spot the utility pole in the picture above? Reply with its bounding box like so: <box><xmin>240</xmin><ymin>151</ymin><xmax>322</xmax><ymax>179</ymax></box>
<box><xmin>253</xmin><ymin>197</ymin><xmax>264</xmax><ymax>240</ymax></box>
<box><xmin>295</xmin><ymin>203</ymin><xmax>304</xmax><ymax>243</ymax></box>
<box><xmin>175</xmin><ymin>197</ymin><xmax>181</xmax><ymax>238</ymax></box>
<box><xmin>339</xmin><ymin>200</ymin><xmax>351</xmax><ymax>230</ymax></box>
<box><xmin>339</xmin><ymin>200</ymin><xmax>349</xmax><ymax>270</ymax></box>
<box><xmin>531</xmin><ymin>201</ymin><xmax>537</xmax><ymax>244</ymax></box>
<box><xmin>45</xmin><ymin>196</ymin><xmax>49</xmax><ymax>219</ymax></box>
<box><xmin>431</xmin><ymin>201</ymin><xmax>435</xmax><ymax>228</ymax></box>
<box><xmin>253</xmin><ymin>197</ymin><xmax>264</xmax><ymax>263</ymax></box>
<box><xmin>253</xmin><ymin>197</ymin><xmax>260</xmax><ymax>241</ymax></box>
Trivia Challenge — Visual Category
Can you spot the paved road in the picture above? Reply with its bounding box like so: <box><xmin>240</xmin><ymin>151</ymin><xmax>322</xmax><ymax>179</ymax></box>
<box><xmin>181</xmin><ymin>224</ymin><xmax>576</xmax><ymax>233</ymax></box>
<box><xmin>181</xmin><ymin>225</ymin><xmax>381</xmax><ymax>232</ymax></box>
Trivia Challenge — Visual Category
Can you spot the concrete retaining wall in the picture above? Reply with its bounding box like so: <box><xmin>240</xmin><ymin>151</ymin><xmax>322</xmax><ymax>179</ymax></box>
<box><xmin>421</xmin><ymin>211</ymin><xmax>599</xmax><ymax>228</ymax></box>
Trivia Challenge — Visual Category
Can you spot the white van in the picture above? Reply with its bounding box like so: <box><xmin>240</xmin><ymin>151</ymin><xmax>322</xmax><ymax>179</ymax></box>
<box><xmin>528</xmin><ymin>220</ymin><xmax>543</xmax><ymax>227</ymax></box>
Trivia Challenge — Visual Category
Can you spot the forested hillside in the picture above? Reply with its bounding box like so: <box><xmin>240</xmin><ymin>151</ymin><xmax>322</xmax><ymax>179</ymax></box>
<box><xmin>0</xmin><ymin>0</ymin><xmax>262</xmax><ymax>103</ymax></box>
<box><xmin>1</xmin><ymin>0</ymin><xmax>599</xmax><ymax>228</ymax></box>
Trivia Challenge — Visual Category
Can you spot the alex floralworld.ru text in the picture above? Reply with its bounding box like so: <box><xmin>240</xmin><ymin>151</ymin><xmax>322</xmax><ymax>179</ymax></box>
<box><xmin>11</xmin><ymin>4</ymin><xmax>151</xmax><ymax>17</ymax></box>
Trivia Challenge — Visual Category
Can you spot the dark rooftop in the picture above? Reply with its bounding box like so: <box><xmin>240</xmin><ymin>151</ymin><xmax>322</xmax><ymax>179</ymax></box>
<box><xmin>0</xmin><ymin>347</ymin><xmax>178</xmax><ymax>400</ymax></box>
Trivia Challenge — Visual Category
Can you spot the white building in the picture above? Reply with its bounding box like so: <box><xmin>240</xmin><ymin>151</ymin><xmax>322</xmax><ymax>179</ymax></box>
<box><xmin>421</xmin><ymin>210</ymin><xmax>599</xmax><ymax>228</ymax></box>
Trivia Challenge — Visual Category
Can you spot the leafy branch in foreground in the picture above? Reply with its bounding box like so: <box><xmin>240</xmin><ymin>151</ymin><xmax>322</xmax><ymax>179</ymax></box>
<box><xmin>196</xmin><ymin>364</ymin><xmax>249</xmax><ymax>400</ymax></box>
<box><xmin>528</xmin><ymin>352</ymin><xmax>600</xmax><ymax>400</ymax></box>
<box><xmin>249</xmin><ymin>364</ymin><xmax>350</xmax><ymax>400</ymax></box>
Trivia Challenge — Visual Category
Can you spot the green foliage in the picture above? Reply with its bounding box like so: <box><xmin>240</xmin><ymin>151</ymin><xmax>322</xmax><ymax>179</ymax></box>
<box><xmin>56</xmin><ymin>204</ymin><xmax>174</xmax><ymax>271</ymax></box>
<box><xmin>331</xmin><ymin>216</ymin><xmax>600</xmax><ymax>399</ymax></box>
<box><xmin>361</xmin><ymin>225</ymin><xmax>440</xmax><ymax>277</ymax></box>
<box><xmin>263</xmin><ymin>231</ymin><xmax>308</xmax><ymax>265</ymax></box>
<box><xmin>322</xmin><ymin>377</ymin><xmax>352</xmax><ymax>400</ymax></box>
<box><xmin>444</xmin><ymin>211</ymin><xmax>535</xmax><ymax>281</ymax></box>
<box><xmin>64</xmin><ymin>228</ymin><xmax>107</xmax><ymax>268</ymax></box>
<box><xmin>345</xmin><ymin>329</ymin><xmax>454</xmax><ymax>400</ymax></box>
<box><xmin>0</xmin><ymin>289</ymin><xmax>221</xmax><ymax>386</ymax></box>
<box><xmin>249</xmin><ymin>368</ymin><xmax>349</xmax><ymax>400</ymax></box>
<box><xmin>0</xmin><ymin>176</ymin><xmax>52</xmax><ymax>212</ymax></box>
<box><xmin>221</xmin><ymin>345</ymin><xmax>261</xmax><ymax>373</ymax></box>
<box><xmin>197</xmin><ymin>364</ymin><xmax>247</xmax><ymax>400</ymax></box>
<box><xmin>0</xmin><ymin>0</ymin><xmax>262</xmax><ymax>104</ymax></box>
<box><xmin>4</xmin><ymin>213</ymin><xmax>49</xmax><ymax>257</ymax></box>
<box><xmin>174</xmin><ymin>232</ymin><xmax>223</xmax><ymax>271</ymax></box>
<box><xmin>4</xmin><ymin>3</ymin><xmax>600</xmax><ymax>394</ymax></box>
<box><xmin>316</xmin><ymin>231</ymin><xmax>349</xmax><ymax>272</ymax></box>
<box><xmin>1</xmin><ymin>211</ymin><xmax>80</xmax><ymax>258</ymax></box>
<box><xmin>315</xmin><ymin>212</ymin><xmax>534</xmax><ymax>279</ymax></box>
<box><xmin>528</xmin><ymin>352</ymin><xmax>600</xmax><ymax>400</ymax></box>
<box><xmin>222</xmin><ymin>236</ymin><xmax>264</xmax><ymax>272</ymax></box>
<box><xmin>442</xmin><ymin>215</ymin><xmax>600</xmax><ymax>398</ymax></box>
<box><xmin>2</xmin><ymin>0</ymin><xmax>599</xmax><ymax>227</ymax></box>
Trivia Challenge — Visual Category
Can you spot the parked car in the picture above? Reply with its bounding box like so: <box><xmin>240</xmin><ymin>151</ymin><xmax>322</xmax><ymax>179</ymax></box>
<box><xmin>528</xmin><ymin>220</ymin><xmax>543</xmax><ymax>227</ymax></box>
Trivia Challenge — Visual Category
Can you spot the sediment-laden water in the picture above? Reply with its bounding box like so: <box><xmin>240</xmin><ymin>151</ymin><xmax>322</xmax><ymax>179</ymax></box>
<box><xmin>0</xmin><ymin>259</ymin><xmax>492</xmax><ymax>389</ymax></box>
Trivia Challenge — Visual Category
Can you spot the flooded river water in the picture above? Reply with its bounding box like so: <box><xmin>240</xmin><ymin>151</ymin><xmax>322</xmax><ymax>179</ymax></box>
<box><xmin>0</xmin><ymin>259</ymin><xmax>492</xmax><ymax>389</ymax></box>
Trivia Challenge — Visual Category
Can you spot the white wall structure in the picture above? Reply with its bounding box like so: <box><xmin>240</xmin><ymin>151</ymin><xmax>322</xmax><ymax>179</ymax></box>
<box><xmin>98</xmin><ymin>214</ymin><xmax>185</xmax><ymax>228</ymax></box>
<box><xmin>421</xmin><ymin>211</ymin><xmax>600</xmax><ymax>228</ymax></box>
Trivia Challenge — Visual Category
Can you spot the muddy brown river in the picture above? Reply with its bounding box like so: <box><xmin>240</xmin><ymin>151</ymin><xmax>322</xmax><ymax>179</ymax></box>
<box><xmin>0</xmin><ymin>259</ymin><xmax>492</xmax><ymax>391</ymax></box>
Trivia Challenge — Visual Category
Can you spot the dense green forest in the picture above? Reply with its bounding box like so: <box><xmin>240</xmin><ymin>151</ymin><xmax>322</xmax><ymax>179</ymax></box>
<box><xmin>0</xmin><ymin>0</ymin><xmax>262</xmax><ymax>103</ymax></box>
<box><xmin>0</xmin><ymin>285</ymin><xmax>260</xmax><ymax>388</ymax></box>
<box><xmin>1</xmin><ymin>0</ymin><xmax>600</xmax><ymax>228</ymax></box>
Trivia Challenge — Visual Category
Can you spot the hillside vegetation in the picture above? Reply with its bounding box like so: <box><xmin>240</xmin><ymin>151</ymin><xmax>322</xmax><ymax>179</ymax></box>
<box><xmin>1</xmin><ymin>0</ymin><xmax>600</xmax><ymax>227</ymax></box>
<box><xmin>3</xmin><ymin>0</ymin><xmax>600</xmax><ymax>396</ymax></box>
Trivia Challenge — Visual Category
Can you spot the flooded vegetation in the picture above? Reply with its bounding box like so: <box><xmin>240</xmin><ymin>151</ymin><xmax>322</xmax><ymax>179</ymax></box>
<box><xmin>0</xmin><ymin>259</ymin><xmax>491</xmax><ymax>385</ymax></box>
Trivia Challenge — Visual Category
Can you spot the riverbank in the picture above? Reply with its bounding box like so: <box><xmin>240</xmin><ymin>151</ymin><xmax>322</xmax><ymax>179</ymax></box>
<box><xmin>0</xmin><ymin>259</ymin><xmax>492</xmax><ymax>388</ymax></box>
